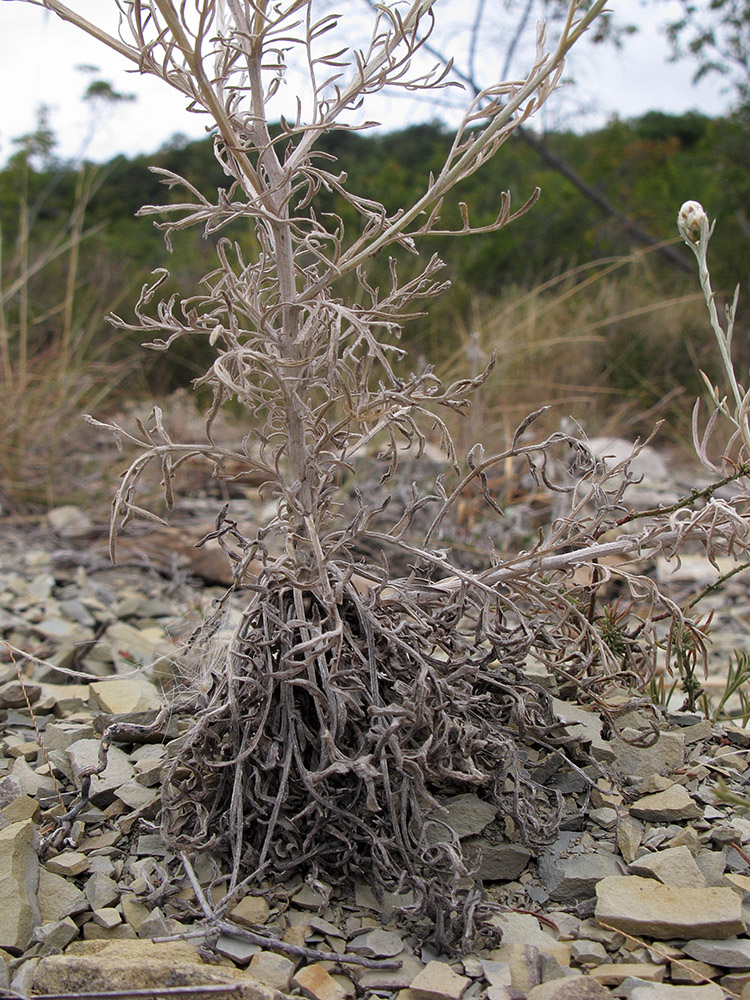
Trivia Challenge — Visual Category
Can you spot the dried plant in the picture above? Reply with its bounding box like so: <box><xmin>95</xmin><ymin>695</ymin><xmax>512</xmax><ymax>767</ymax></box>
<box><xmin>19</xmin><ymin>0</ymin><xmax>750</xmax><ymax>950</ymax></box>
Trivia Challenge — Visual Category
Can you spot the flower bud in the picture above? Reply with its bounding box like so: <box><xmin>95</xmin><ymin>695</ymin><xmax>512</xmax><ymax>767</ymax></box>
<box><xmin>678</xmin><ymin>200</ymin><xmax>708</xmax><ymax>245</ymax></box>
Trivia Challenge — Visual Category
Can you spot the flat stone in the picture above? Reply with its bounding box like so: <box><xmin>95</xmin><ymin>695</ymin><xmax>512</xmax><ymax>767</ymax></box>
<box><xmin>629</xmin><ymin>846</ymin><xmax>707</xmax><ymax>887</ymax></box>
<box><xmin>45</xmin><ymin>853</ymin><xmax>90</xmax><ymax>877</ymax></box>
<box><xmin>92</xmin><ymin>908</ymin><xmax>122</xmax><ymax>930</ymax></box>
<box><xmin>570</xmin><ymin>940</ymin><xmax>608</xmax><ymax>965</ymax></box>
<box><xmin>665</xmin><ymin>826</ymin><xmax>701</xmax><ymax>856</ymax></box>
<box><xmin>629</xmin><ymin>986</ymin><xmax>724</xmax><ymax>999</ymax></box>
<box><xmin>526</xmin><ymin>977</ymin><xmax>610</xmax><ymax>999</ymax></box>
<box><xmin>488</xmin><ymin>944</ymin><xmax>540</xmax><ymax>993</ymax></box>
<box><xmin>617</xmin><ymin>816</ymin><xmax>644</xmax><ymax>864</ymax></box>
<box><xmin>608</xmin><ymin>731</ymin><xmax>684</xmax><ymax>780</ymax></box>
<box><xmin>249</xmin><ymin>951</ymin><xmax>296</xmax><ymax>991</ymax></box>
<box><xmin>463</xmin><ymin>838</ymin><xmax>531</xmax><ymax>880</ymax></box>
<box><xmin>90</xmin><ymin>677</ymin><xmax>163</xmax><ymax>714</ymax></box>
<box><xmin>425</xmin><ymin>793</ymin><xmax>497</xmax><ymax>844</ymax></box>
<box><xmin>32</xmin><ymin>939</ymin><xmax>276</xmax><ymax>999</ymax></box>
<box><xmin>292</xmin><ymin>884</ymin><xmax>330</xmax><ymax>910</ymax></box>
<box><xmin>539</xmin><ymin>850</ymin><xmax>623</xmax><ymax>903</ymax></box>
<box><xmin>356</xmin><ymin>951</ymin><xmax>424</xmax><ymax>990</ymax></box>
<box><xmin>589</xmin><ymin>963</ymin><xmax>665</xmax><ymax>984</ymax></box>
<box><xmin>348</xmin><ymin>928</ymin><xmax>404</xmax><ymax>958</ymax></box>
<box><xmin>490</xmin><ymin>912</ymin><xmax>570</xmax><ymax>964</ymax></box>
<box><xmin>34</xmin><ymin>917</ymin><xmax>79</xmax><ymax>956</ymax></box>
<box><xmin>629</xmin><ymin>785</ymin><xmax>702</xmax><ymax>822</ymax></box>
<box><xmin>670</xmin><ymin>959</ymin><xmax>719</xmax><ymax>984</ymax></box>
<box><xmin>229</xmin><ymin>895</ymin><xmax>270</xmax><ymax>928</ymax></box>
<box><xmin>0</xmin><ymin>680</ymin><xmax>41</xmax><ymax>708</ymax></box>
<box><xmin>114</xmin><ymin>779</ymin><xmax>160</xmax><ymax>810</ymax></box>
<box><xmin>66</xmin><ymin>740</ymin><xmax>135</xmax><ymax>805</ymax></box>
<box><xmin>47</xmin><ymin>506</ymin><xmax>94</xmax><ymax>537</ymax></box>
<box><xmin>595</xmin><ymin>876</ymin><xmax>744</xmax><ymax>939</ymax></box>
<box><xmin>409</xmin><ymin>960</ymin><xmax>470</xmax><ymax>1000</ymax></box>
<box><xmin>0</xmin><ymin>820</ymin><xmax>40</xmax><ymax>951</ymax></box>
<box><xmin>695</xmin><ymin>850</ymin><xmax>726</xmax><ymax>886</ymax></box>
<box><xmin>38</xmin><ymin>869</ymin><xmax>87</xmax><ymax>922</ymax></box>
<box><xmin>85</xmin><ymin>873</ymin><xmax>120</xmax><ymax>911</ymax></box>
<box><xmin>294</xmin><ymin>962</ymin><xmax>348</xmax><ymax>1000</ymax></box>
<box><xmin>549</xmin><ymin>698</ymin><xmax>615</xmax><ymax>763</ymax></box>
<box><xmin>683</xmin><ymin>937</ymin><xmax>750</xmax><ymax>968</ymax></box>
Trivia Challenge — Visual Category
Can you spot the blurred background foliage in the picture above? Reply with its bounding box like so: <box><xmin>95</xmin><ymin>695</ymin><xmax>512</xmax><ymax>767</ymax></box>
<box><xmin>1</xmin><ymin>106</ymin><xmax>749</xmax><ymax>508</ymax></box>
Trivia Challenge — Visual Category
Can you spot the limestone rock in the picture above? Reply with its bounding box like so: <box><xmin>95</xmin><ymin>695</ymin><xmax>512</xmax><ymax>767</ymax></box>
<box><xmin>294</xmin><ymin>962</ymin><xmax>348</xmax><ymax>1000</ymax></box>
<box><xmin>85</xmin><ymin>872</ymin><xmax>120</xmax><ymax>910</ymax></box>
<box><xmin>683</xmin><ymin>936</ymin><xmax>750</xmax><ymax>968</ymax></box>
<box><xmin>549</xmin><ymin>698</ymin><xmax>615</xmax><ymax>763</ymax></box>
<box><xmin>32</xmin><ymin>939</ymin><xmax>275</xmax><ymax>999</ymax></box>
<box><xmin>589</xmin><ymin>963</ymin><xmax>665</xmax><ymax>984</ymax></box>
<box><xmin>355</xmin><ymin>950</ymin><xmax>424</xmax><ymax>990</ymax></box>
<box><xmin>526</xmin><ymin>977</ymin><xmax>610</xmax><ymax>999</ymax></box>
<box><xmin>608</xmin><ymin>731</ymin><xmax>684</xmax><ymax>780</ymax></box>
<box><xmin>66</xmin><ymin>739</ymin><xmax>135</xmax><ymax>805</ymax></box>
<box><xmin>47</xmin><ymin>506</ymin><xmax>94</xmax><ymax>538</ymax></box>
<box><xmin>348</xmin><ymin>928</ymin><xmax>404</xmax><ymax>958</ymax></box>
<box><xmin>38</xmin><ymin>868</ymin><xmax>87</xmax><ymax>922</ymax></box>
<box><xmin>539</xmin><ymin>850</ymin><xmax>623</xmax><ymax>903</ymax></box>
<box><xmin>617</xmin><ymin>815</ymin><xmax>644</xmax><ymax>864</ymax></box>
<box><xmin>229</xmin><ymin>895</ymin><xmax>271</xmax><ymax>928</ymax></box>
<box><xmin>91</xmin><ymin>676</ymin><xmax>163</xmax><ymax>714</ymax></box>
<box><xmin>629</xmin><ymin>785</ymin><xmax>702</xmax><ymax>822</ymax></box>
<box><xmin>425</xmin><ymin>793</ymin><xmax>497</xmax><ymax>844</ymax></box>
<box><xmin>629</xmin><ymin>985</ymin><xmax>724</xmax><ymax>999</ymax></box>
<box><xmin>248</xmin><ymin>951</ymin><xmax>296</xmax><ymax>991</ymax></box>
<box><xmin>489</xmin><ymin>943</ymin><xmax>541</xmax><ymax>993</ymax></box>
<box><xmin>569</xmin><ymin>941</ymin><xmax>608</xmax><ymax>965</ymax></box>
<box><xmin>491</xmin><ymin>912</ymin><xmax>571</xmax><ymax>965</ymax></box>
<box><xmin>45</xmin><ymin>852</ymin><xmax>89</xmax><ymax>877</ymax></box>
<box><xmin>628</xmin><ymin>846</ymin><xmax>707</xmax><ymax>887</ymax></box>
<box><xmin>463</xmin><ymin>838</ymin><xmax>531</xmax><ymax>881</ymax></box>
<box><xmin>409</xmin><ymin>960</ymin><xmax>470</xmax><ymax>1000</ymax></box>
<box><xmin>595</xmin><ymin>875</ymin><xmax>743</xmax><ymax>939</ymax></box>
<box><xmin>0</xmin><ymin>819</ymin><xmax>40</xmax><ymax>952</ymax></box>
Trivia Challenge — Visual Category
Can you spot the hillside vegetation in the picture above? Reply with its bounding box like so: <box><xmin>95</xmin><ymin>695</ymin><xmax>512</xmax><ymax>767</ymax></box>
<box><xmin>1</xmin><ymin>110</ymin><xmax>748</xmax><ymax>507</ymax></box>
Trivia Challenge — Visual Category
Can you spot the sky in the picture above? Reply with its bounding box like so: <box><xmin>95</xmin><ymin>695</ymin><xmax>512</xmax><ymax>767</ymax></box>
<box><xmin>0</xmin><ymin>0</ymin><xmax>735</xmax><ymax>166</ymax></box>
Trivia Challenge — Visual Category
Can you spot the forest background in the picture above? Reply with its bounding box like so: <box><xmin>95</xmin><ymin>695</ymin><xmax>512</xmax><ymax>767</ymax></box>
<box><xmin>2</xmin><ymin>0</ymin><xmax>750</xmax><ymax>512</ymax></box>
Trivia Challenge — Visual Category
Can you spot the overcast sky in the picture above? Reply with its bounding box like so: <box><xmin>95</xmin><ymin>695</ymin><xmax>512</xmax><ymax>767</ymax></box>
<box><xmin>0</xmin><ymin>0</ymin><xmax>734</xmax><ymax>166</ymax></box>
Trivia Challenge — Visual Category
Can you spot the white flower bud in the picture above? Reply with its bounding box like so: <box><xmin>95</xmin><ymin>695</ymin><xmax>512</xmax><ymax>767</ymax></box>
<box><xmin>678</xmin><ymin>200</ymin><xmax>708</xmax><ymax>245</ymax></box>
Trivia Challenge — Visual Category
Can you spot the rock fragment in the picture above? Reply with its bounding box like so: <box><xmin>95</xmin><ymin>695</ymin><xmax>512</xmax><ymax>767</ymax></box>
<box><xmin>294</xmin><ymin>962</ymin><xmax>348</xmax><ymax>1000</ymax></box>
<box><xmin>595</xmin><ymin>875</ymin><xmax>743</xmax><ymax>939</ymax></box>
<box><xmin>248</xmin><ymin>951</ymin><xmax>296</xmax><ymax>991</ymax></box>
<box><xmin>409</xmin><ymin>960</ymin><xmax>471</xmax><ymax>1000</ymax></box>
<box><xmin>526</xmin><ymin>977</ymin><xmax>610</xmax><ymax>999</ymax></box>
<box><xmin>425</xmin><ymin>793</ymin><xmax>497</xmax><ymax>844</ymax></box>
<box><xmin>0</xmin><ymin>819</ymin><xmax>39</xmax><ymax>952</ymax></box>
<box><xmin>628</xmin><ymin>846</ymin><xmax>707</xmax><ymax>887</ymax></box>
<box><xmin>629</xmin><ymin>785</ymin><xmax>702</xmax><ymax>822</ymax></box>
<box><xmin>682</xmin><ymin>936</ymin><xmax>750</xmax><ymax>968</ymax></box>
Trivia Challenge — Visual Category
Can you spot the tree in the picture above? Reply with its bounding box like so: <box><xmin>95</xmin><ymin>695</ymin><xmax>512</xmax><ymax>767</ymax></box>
<box><xmin>665</xmin><ymin>0</ymin><xmax>750</xmax><ymax>106</ymax></box>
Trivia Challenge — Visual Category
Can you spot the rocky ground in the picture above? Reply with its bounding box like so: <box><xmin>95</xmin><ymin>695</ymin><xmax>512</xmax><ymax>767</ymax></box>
<box><xmin>3</xmin><ymin>439</ymin><xmax>750</xmax><ymax>999</ymax></box>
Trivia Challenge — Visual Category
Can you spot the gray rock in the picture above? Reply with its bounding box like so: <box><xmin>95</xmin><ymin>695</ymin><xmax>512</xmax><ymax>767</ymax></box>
<box><xmin>425</xmin><ymin>793</ymin><xmax>497</xmax><ymax>844</ymax></box>
<box><xmin>489</xmin><ymin>943</ymin><xmax>541</xmax><ymax>993</ymax></box>
<box><xmin>248</xmin><ymin>951</ymin><xmax>296</xmax><ymax>991</ymax></box>
<box><xmin>85</xmin><ymin>872</ymin><xmax>120</xmax><ymax>911</ymax></box>
<box><xmin>409</xmin><ymin>959</ymin><xmax>471</xmax><ymax>1000</ymax></box>
<box><xmin>47</xmin><ymin>506</ymin><xmax>94</xmax><ymax>537</ymax></box>
<box><xmin>66</xmin><ymin>739</ymin><xmax>135</xmax><ymax>805</ymax></box>
<box><xmin>629</xmin><ymin>785</ymin><xmax>702</xmax><ymax>822</ymax></box>
<box><xmin>34</xmin><ymin>918</ymin><xmax>80</xmax><ymax>956</ymax></box>
<box><xmin>539</xmin><ymin>850</ymin><xmax>623</xmax><ymax>903</ymax></box>
<box><xmin>526</xmin><ymin>977</ymin><xmax>610</xmax><ymax>999</ymax></box>
<box><xmin>90</xmin><ymin>676</ymin><xmax>163</xmax><ymax>714</ymax></box>
<box><xmin>694</xmin><ymin>850</ymin><xmax>727</xmax><ymax>886</ymax></box>
<box><xmin>617</xmin><ymin>815</ymin><xmax>644</xmax><ymax>864</ymax></box>
<box><xmin>549</xmin><ymin>698</ymin><xmax>615</xmax><ymax>763</ymax></box>
<box><xmin>683</xmin><ymin>936</ymin><xmax>750</xmax><ymax>968</ymax></box>
<box><xmin>463</xmin><ymin>838</ymin><xmax>531</xmax><ymax>881</ymax></box>
<box><xmin>628</xmin><ymin>846</ymin><xmax>707</xmax><ymax>887</ymax></box>
<box><xmin>38</xmin><ymin>868</ymin><xmax>87</xmax><ymax>922</ymax></box>
<box><xmin>0</xmin><ymin>819</ymin><xmax>40</xmax><ymax>951</ymax></box>
<box><xmin>355</xmin><ymin>951</ymin><xmax>424</xmax><ymax>990</ymax></box>
<box><xmin>595</xmin><ymin>875</ymin><xmax>744</xmax><ymax>939</ymax></box>
<box><xmin>608</xmin><ymin>731</ymin><xmax>684</xmax><ymax>780</ymax></box>
<box><xmin>348</xmin><ymin>928</ymin><xmax>404</xmax><ymax>957</ymax></box>
<box><xmin>629</xmin><ymin>986</ymin><xmax>724</xmax><ymax>999</ymax></box>
<box><xmin>570</xmin><ymin>940</ymin><xmax>608</xmax><ymax>965</ymax></box>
